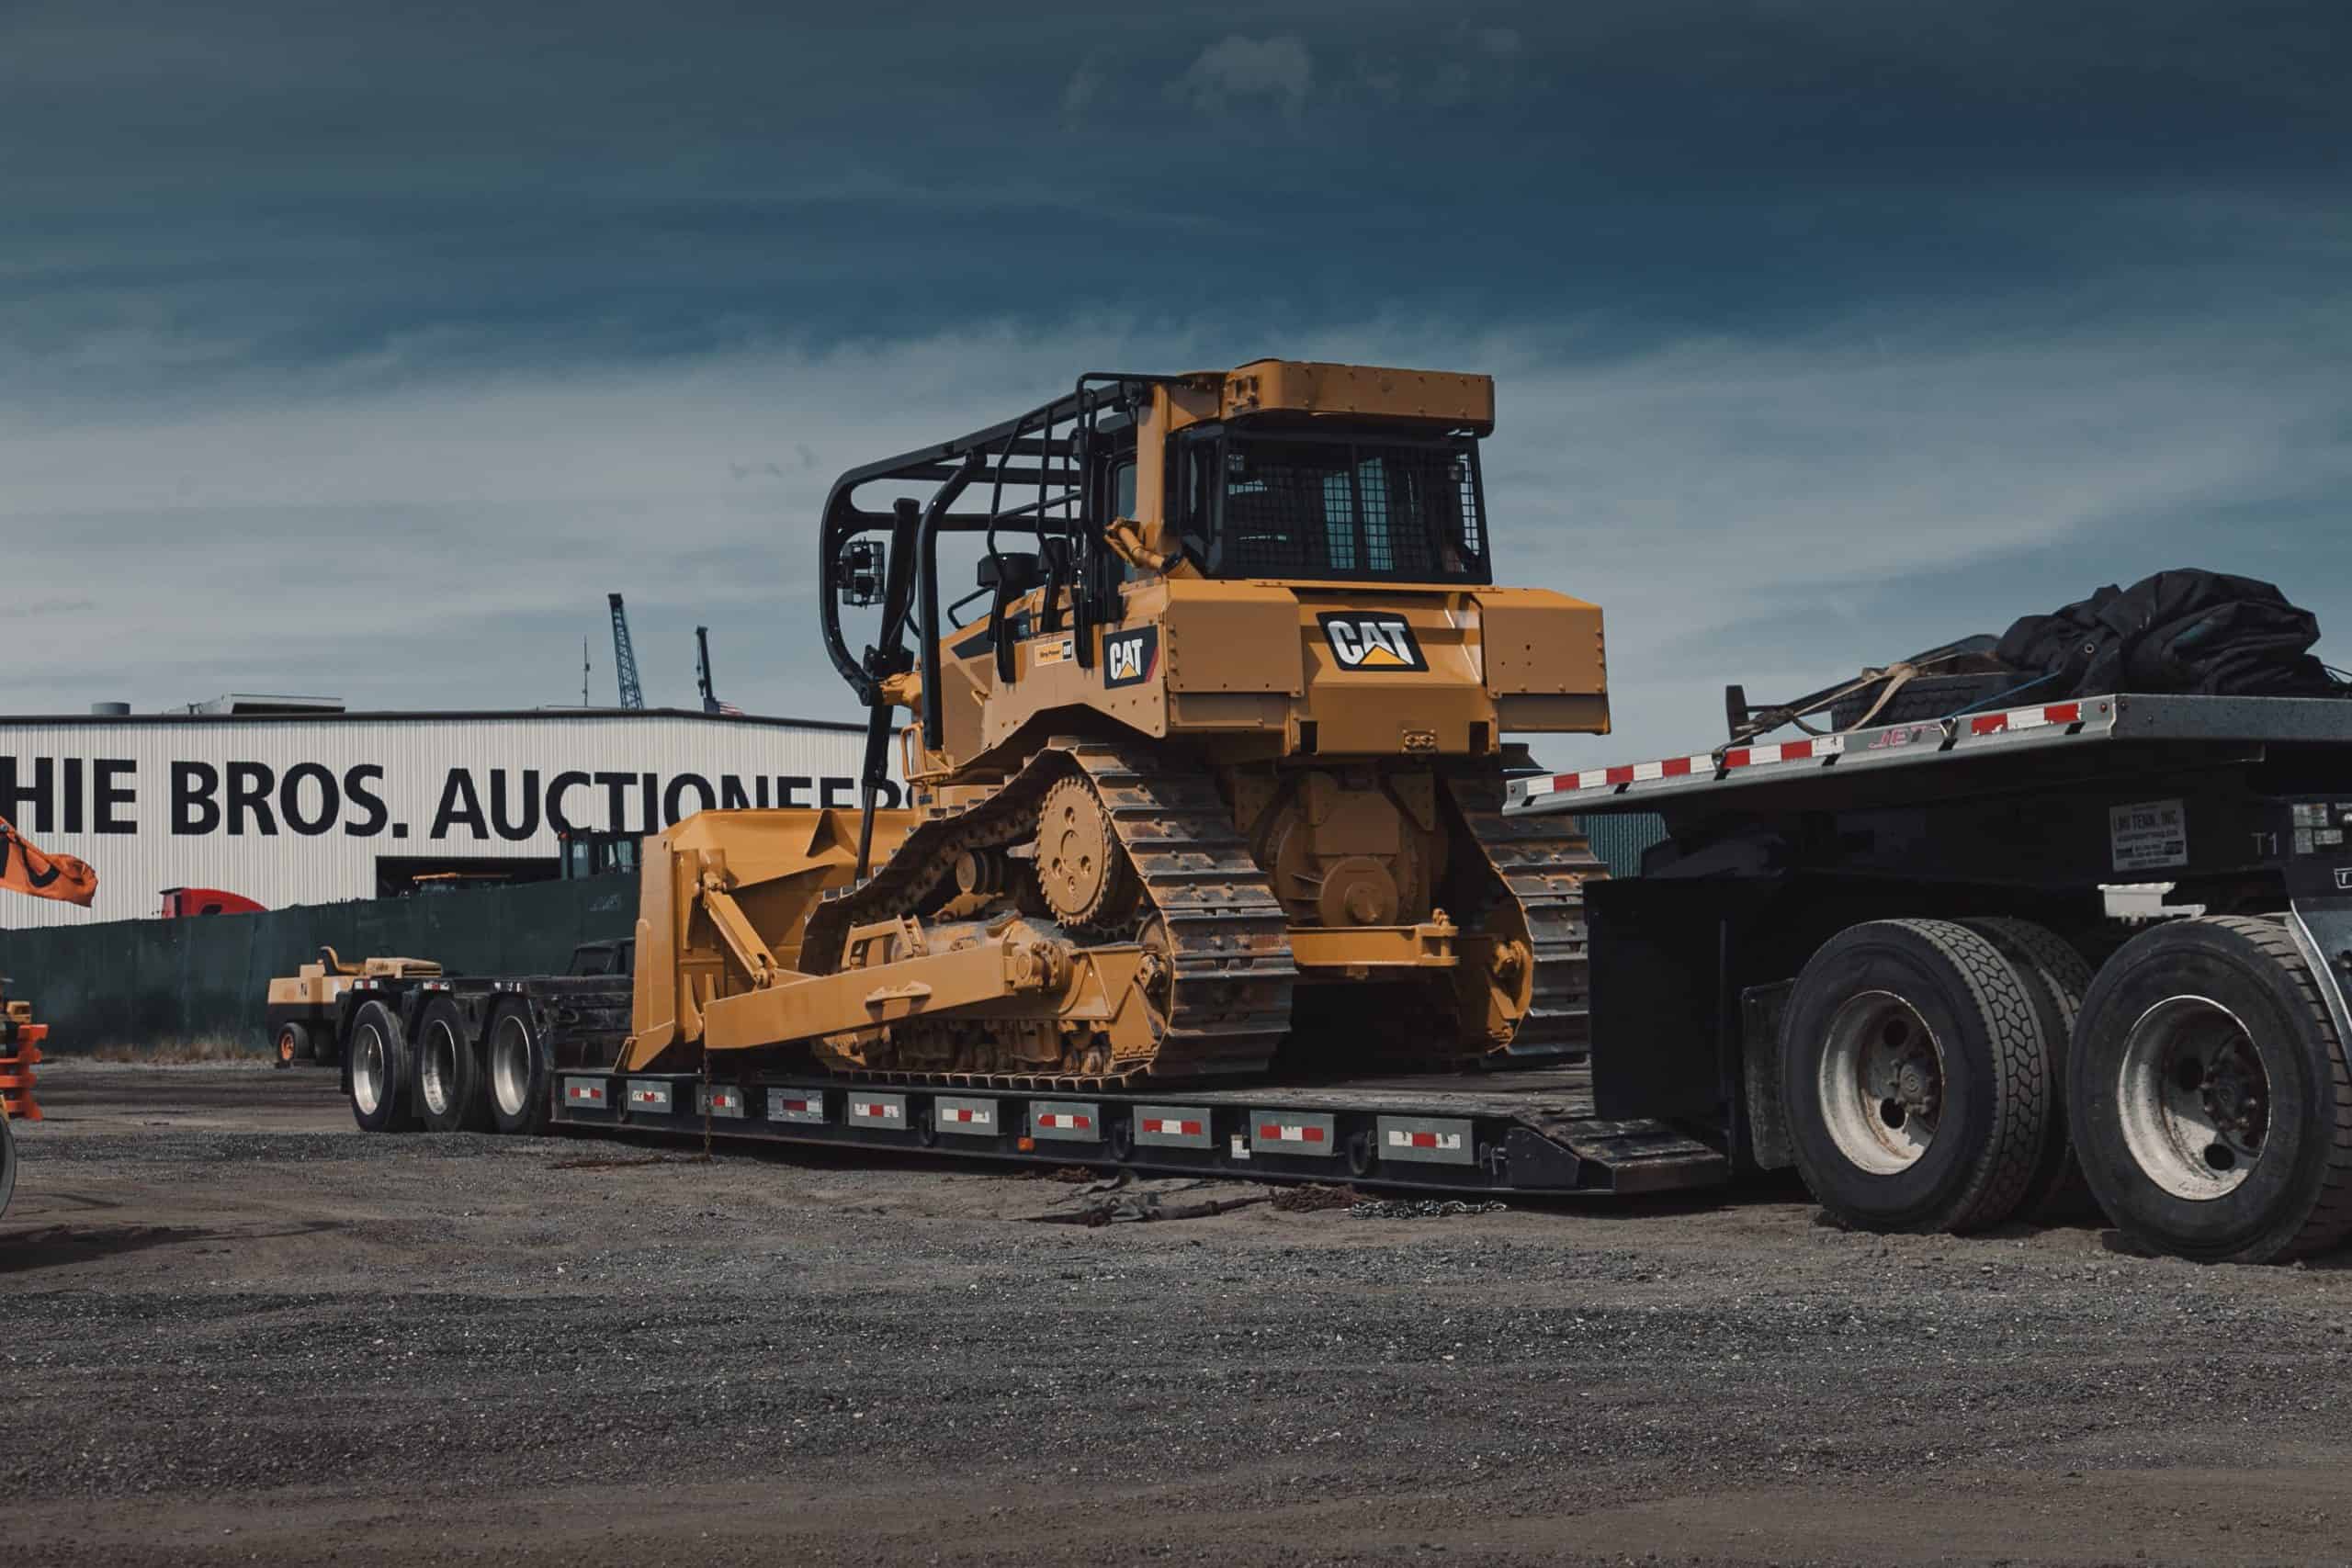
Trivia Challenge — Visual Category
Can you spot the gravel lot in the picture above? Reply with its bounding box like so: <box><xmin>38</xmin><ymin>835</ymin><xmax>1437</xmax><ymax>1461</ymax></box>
<box><xmin>6</xmin><ymin>1062</ymin><xmax>2352</xmax><ymax>1566</ymax></box>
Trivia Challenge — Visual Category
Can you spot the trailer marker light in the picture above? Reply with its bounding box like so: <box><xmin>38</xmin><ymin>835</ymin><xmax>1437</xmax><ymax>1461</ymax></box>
<box><xmin>1135</xmin><ymin>1106</ymin><xmax>1215</xmax><ymax>1150</ymax></box>
<box><xmin>766</xmin><ymin>1090</ymin><xmax>827</xmax><ymax>1125</ymax></box>
<box><xmin>1375</xmin><ymin>1115</ymin><xmax>1477</xmax><ymax>1167</ymax></box>
<box><xmin>1030</xmin><ymin>1101</ymin><xmax>1103</xmax><ymax>1142</ymax></box>
<box><xmin>933</xmin><ymin>1097</ymin><xmax>998</xmax><ymax>1135</ymax></box>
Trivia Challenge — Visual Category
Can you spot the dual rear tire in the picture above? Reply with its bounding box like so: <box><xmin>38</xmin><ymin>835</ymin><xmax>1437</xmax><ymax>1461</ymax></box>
<box><xmin>1782</xmin><ymin>912</ymin><xmax>2352</xmax><ymax>1262</ymax></box>
<box><xmin>348</xmin><ymin>997</ymin><xmax>503</xmax><ymax>1135</ymax></box>
<box><xmin>2066</xmin><ymin>917</ymin><xmax>2352</xmax><ymax>1264</ymax></box>
<box><xmin>1781</xmin><ymin>919</ymin><xmax>2052</xmax><ymax>1235</ymax></box>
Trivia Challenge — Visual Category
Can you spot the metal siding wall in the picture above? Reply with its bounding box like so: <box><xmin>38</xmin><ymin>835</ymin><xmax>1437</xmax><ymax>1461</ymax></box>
<box><xmin>1575</xmin><ymin>813</ymin><xmax>1668</xmax><ymax>879</ymax></box>
<box><xmin>0</xmin><ymin>715</ymin><xmax>870</xmax><ymax>928</ymax></box>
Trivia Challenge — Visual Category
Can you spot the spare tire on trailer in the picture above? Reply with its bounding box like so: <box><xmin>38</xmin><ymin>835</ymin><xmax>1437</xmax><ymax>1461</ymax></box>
<box><xmin>1780</xmin><ymin>919</ymin><xmax>2051</xmax><ymax>1234</ymax></box>
<box><xmin>347</xmin><ymin>998</ymin><xmax>419</xmax><ymax>1134</ymax></box>
<box><xmin>413</xmin><ymin>996</ymin><xmax>491</xmax><ymax>1134</ymax></box>
<box><xmin>484</xmin><ymin>998</ymin><xmax>553</xmax><ymax>1136</ymax></box>
<box><xmin>2068</xmin><ymin>916</ymin><xmax>2352</xmax><ymax>1264</ymax></box>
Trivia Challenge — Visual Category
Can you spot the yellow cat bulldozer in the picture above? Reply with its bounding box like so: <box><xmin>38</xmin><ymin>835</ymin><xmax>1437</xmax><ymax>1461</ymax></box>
<box><xmin>618</xmin><ymin>359</ymin><xmax>1611</xmax><ymax>1089</ymax></box>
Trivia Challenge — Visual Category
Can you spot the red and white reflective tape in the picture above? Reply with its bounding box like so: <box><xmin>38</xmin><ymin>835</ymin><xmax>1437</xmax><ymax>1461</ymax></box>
<box><xmin>627</xmin><ymin>1086</ymin><xmax>665</xmax><ymax>1108</ymax></box>
<box><xmin>565</xmin><ymin>1081</ymin><xmax>607</xmax><ymax>1106</ymax></box>
<box><xmin>1036</xmin><ymin>1111</ymin><xmax>1091</xmax><ymax>1131</ymax></box>
<box><xmin>1142</xmin><ymin>1117</ymin><xmax>1202</xmax><ymax>1136</ymax></box>
<box><xmin>773</xmin><ymin>1094</ymin><xmax>820</xmax><ymax>1115</ymax></box>
<box><xmin>850</xmin><ymin>1100</ymin><xmax>902</xmax><ymax>1122</ymax></box>
<box><xmin>938</xmin><ymin>1106</ymin><xmax>991</xmax><ymax>1126</ymax></box>
<box><xmin>1257</xmin><ymin>1122</ymin><xmax>1327</xmax><ymax>1145</ymax></box>
<box><xmin>1523</xmin><ymin>701</ymin><xmax>2092</xmax><ymax>802</ymax></box>
<box><xmin>1385</xmin><ymin>1129</ymin><xmax>1461</xmax><ymax>1152</ymax></box>
<box><xmin>1967</xmin><ymin>702</ymin><xmax>2082</xmax><ymax>736</ymax></box>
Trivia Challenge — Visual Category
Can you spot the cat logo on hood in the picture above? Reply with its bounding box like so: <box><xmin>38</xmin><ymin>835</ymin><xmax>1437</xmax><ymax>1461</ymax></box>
<box><xmin>1318</xmin><ymin>613</ymin><xmax>1428</xmax><ymax>673</ymax></box>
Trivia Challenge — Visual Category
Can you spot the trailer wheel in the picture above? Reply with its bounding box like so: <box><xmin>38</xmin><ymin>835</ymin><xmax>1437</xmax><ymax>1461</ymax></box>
<box><xmin>1781</xmin><ymin>919</ymin><xmax>2049</xmax><ymax>1234</ymax></box>
<box><xmin>1960</xmin><ymin>917</ymin><xmax>2096</xmax><ymax>1218</ymax></box>
<box><xmin>274</xmin><ymin>1021</ymin><xmax>312</xmax><ymax>1070</ymax></box>
<box><xmin>348</xmin><ymin>998</ymin><xmax>419</xmax><ymax>1134</ymax></box>
<box><xmin>413</xmin><ymin>997</ymin><xmax>491</xmax><ymax>1134</ymax></box>
<box><xmin>486</xmin><ymin>999</ymin><xmax>552</xmax><ymax>1136</ymax></box>
<box><xmin>2067</xmin><ymin>916</ymin><xmax>2352</xmax><ymax>1263</ymax></box>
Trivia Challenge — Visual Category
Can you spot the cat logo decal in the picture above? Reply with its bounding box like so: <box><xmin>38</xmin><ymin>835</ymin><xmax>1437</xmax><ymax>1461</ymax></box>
<box><xmin>1318</xmin><ymin>613</ymin><xmax>1428</xmax><ymax>673</ymax></box>
<box><xmin>1104</xmin><ymin>627</ymin><xmax>1159</xmax><ymax>689</ymax></box>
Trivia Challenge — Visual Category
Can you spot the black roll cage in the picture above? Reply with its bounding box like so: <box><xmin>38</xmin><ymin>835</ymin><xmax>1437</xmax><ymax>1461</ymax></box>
<box><xmin>818</xmin><ymin>373</ymin><xmax>1176</xmax><ymax>873</ymax></box>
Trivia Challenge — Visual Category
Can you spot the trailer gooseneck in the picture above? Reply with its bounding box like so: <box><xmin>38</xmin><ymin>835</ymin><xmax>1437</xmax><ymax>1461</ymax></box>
<box><xmin>1515</xmin><ymin>691</ymin><xmax>2352</xmax><ymax>1264</ymax></box>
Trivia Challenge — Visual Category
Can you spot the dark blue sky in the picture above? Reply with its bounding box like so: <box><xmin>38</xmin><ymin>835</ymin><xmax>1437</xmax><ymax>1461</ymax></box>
<box><xmin>6</xmin><ymin>1</ymin><xmax>2347</xmax><ymax>760</ymax></box>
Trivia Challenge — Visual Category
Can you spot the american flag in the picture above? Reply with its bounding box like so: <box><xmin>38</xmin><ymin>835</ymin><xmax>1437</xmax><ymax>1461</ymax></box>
<box><xmin>717</xmin><ymin>701</ymin><xmax>744</xmax><ymax>716</ymax></box>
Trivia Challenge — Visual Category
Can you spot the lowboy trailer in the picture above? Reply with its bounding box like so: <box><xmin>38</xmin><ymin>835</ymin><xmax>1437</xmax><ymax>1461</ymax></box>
<box><xmin>346</xmin><ymin>692</ymin><xmax>2352</xmax><ymax>1263</ymax></box>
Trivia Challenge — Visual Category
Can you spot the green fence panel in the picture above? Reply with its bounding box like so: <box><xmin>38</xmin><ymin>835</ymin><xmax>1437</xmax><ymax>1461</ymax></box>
<box><xmin>0</xmin><ymin>876</ymin><xmax>638</xmax><ymax>1051</ymax></box>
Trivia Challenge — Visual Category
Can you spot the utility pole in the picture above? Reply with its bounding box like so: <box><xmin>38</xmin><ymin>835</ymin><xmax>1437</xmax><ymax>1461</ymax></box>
<box><xmin>581</xmin><ymin>637</ymin><xmax>591</xmax><ymax>708</ymax></box>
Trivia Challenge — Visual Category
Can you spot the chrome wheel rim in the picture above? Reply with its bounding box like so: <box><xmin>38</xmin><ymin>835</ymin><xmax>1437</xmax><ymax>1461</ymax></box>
<box><xmin>352</xmin><ymin>1025</ymin><xmax>387</xmax><ymax>1116</ymax></box>
<box><xmin>1818</xmin><ymin>990</ymin><xmax>1945</xmax><ymax>1174</ymax></box>
<box><xmin>2118</xmin><ymin>995</ymin><xmax>2267</xmax><ymax>1200</ymax></box>
<box><xmin>419</xmin><ymin>1019</ymin><xmax>458</xmax><ymax>1119</ymax></box>
<box><xmin>491</xmin><ymin>1014</ymin><xmax>532</xmax><ymax>1120</ymax></box>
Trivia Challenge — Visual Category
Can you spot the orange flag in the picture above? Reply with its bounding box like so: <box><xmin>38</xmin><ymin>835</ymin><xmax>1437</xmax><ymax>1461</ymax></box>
<box><xmin>0</xmin><ymin>816</ymin><xmax>97</xmax><ymax>907</ymax></box>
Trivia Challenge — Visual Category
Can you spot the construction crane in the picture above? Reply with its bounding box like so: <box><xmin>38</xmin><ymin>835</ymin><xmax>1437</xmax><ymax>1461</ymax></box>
<box><xmin>695</xmin><ymin>626</ymin><xmax>722</xmax><ymax>714</ymax></box>
<box><xmin>607</xmin><ymin>593</ymin><xmax>645</xmax><ymax>710</ymax></box>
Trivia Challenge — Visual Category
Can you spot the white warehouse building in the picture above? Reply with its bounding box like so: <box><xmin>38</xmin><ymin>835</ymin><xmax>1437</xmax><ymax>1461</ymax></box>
<box><xmin>0</xmin><ymin>697</ymin><xmax>888</xmax><ymax>929</ymax></box>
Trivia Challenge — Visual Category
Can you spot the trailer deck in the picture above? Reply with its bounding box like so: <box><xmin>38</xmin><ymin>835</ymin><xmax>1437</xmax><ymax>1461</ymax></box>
<box><xmin>548</xmin><ymin>1061</ymin><xmax>1730</xmax><ymax>1197</ymax></box>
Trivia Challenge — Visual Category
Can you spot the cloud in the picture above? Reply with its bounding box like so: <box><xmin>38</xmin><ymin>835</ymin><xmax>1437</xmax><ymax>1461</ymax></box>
<box><xmin>6</xmin><ymin>303</ymin><xmax>2346</xmax><ymax>770</ymax></box>
<box><xmin>1173</xmin><ymin>34</ymin><xmax>1314</xmax><ymax>119</ymax></box>
<box><xmin>1061</xmin><ymin>54</ymin><xmax>1107</xmax><ymax>125</ymax></box>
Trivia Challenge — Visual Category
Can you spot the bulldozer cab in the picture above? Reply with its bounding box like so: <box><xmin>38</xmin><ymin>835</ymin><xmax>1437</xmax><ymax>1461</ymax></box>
<box><xmin>816</xmin><ymin>362</ymin><xmax>1558</xmax><ymax>852</ymax></box>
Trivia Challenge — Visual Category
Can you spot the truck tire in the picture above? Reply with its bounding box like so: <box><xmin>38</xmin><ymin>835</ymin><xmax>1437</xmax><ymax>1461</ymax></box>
<box><xmin>274</xmin><ymin>1021</ymin><xmax>312</xmax><ymax>1070</ymax></box>
<box><xmin>348</xmin><ymin>998</ymin><xmax>419</xmax><ymax>1134</ymax></box>
<box><xmin>0</xmin><ymin>1111</ymin><xmax>16</xmax><ymax>1222</ymax></box>
<box><xmin>485</xmin><ymin>998</ymin><xmax>552</xmax><ymax>1136</ymax></box>
<box><xmin>2067</xmin><ymin>916</ymin><xmax>2352</xmax><ymax>1263</ymax></box>
<box><xmin>1960</xmin><ymin>917</ymin><xmax>2096</xmax><ymax>1218</ymax></box>
<box><xmin>1829</xmin><ymin>671</ymin><xmax>2018</xmax><ymax>732</ymax></box>
<box><xmin>413</xmin><ymin>997</ymin><xmax>491</xmax><ymax>1134</ymax></box>
<box><xmin>1781</xmin><ymin>919</ymin><xmax>2050</xmax><ymax>1234</ymax></box>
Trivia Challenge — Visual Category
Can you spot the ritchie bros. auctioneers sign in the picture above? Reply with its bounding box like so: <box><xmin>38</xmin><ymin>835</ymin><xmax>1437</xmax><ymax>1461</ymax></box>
<box><xmin>0</xmin><ymin>754</ymin><xmax>894</xmax><ymax>843</ymax></box>
<box><xmin>0</xmin><ymin>716</ymin><xmax>897</xmax><ymax>924</ymax></box>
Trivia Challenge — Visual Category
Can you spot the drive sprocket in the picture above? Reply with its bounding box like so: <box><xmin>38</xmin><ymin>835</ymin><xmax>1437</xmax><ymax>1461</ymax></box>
<box><xmin>1035</xmin><ymin>773</ymin><xmax>1142</xmax><ymax>932</ymax></box>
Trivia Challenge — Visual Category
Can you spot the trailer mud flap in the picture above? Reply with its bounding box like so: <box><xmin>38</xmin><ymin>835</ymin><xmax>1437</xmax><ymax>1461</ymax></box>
<box><xmin>1740</xmin><ymin>981</ymin><xmax>1797</xmax><ymax>1172</ymax></box>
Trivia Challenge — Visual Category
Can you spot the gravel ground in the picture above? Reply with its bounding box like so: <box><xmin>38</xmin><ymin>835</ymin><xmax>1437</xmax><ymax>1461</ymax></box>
<box><xmin>5</xmin><ymin>1063</ymin><xmax>2352</xmax><ymax>1566</ymax></box>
